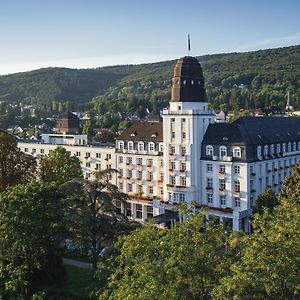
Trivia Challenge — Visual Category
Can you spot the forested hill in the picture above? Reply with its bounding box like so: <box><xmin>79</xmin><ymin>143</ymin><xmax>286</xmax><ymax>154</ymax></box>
<box><xmin>0</xmin><ymin>45</ymin><xmax>299</xmax><ymax>113</ymax></box>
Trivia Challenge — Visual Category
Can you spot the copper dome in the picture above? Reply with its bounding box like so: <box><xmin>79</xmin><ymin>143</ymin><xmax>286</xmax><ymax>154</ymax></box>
<box><xmin>171</xmin><ymin>56</ymin><xmax>207</xmax><ymax>102</ymax></box>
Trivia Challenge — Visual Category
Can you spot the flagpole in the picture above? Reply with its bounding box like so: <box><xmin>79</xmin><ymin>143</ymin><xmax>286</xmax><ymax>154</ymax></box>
<box><xmin>187</xmin><ymin>33</ymin><xmax>191</xmax><ymax>56</ymax></box>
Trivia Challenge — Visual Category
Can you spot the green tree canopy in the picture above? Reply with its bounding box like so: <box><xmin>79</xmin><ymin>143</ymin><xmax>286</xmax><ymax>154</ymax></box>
<box><xmin>0</xmin><ymin>181</ymin><xmax>65</xmax><ymax>297</ymax></box>
<box><xmin>0</xmin><ymin>130</ymin><xmax>36</xmax><ymax>192</ymax></box>
<box><xmin>100</xmin><ymin>213</ymin><xmax>232</xmax><ymax>300</ymax></box>
<box><xmin>40</xmin><ymin>146</ymin><xmax>83</xmax><ymax>184</ymax></box>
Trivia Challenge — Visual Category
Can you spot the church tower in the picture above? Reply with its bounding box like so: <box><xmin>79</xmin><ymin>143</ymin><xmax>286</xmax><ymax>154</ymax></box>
<box><xmin>161</xmin><ymin>56</ymin><xmax>214</xmax><ymax>209</ymax></box>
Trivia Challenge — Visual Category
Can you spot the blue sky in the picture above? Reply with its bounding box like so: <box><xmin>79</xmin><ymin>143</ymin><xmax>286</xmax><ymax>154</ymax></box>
<box><xmin>0</xmin><ymin>0</ymin><xmax>300</xmax><ymax>75</ymax></box>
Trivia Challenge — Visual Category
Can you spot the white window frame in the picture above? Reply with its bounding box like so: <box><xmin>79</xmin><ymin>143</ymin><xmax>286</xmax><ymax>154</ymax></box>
<box><xmin>206</xmin><ymin>145</ymin><xmax>214</xmax><ymax>156</ymax></box>
<box><xmin>219</xmin><ymin>146</ymin><xmax>227</xmax><ymax>158</ymax></box>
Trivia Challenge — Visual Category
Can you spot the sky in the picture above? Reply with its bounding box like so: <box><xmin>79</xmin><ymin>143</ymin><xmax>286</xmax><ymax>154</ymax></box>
<box><xmin>0</xmin><ymin>0</ymin><xmax>300</xmax><ymax>75</ymax></box>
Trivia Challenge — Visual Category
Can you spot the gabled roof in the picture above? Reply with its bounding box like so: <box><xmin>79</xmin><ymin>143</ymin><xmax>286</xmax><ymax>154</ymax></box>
<box><xmin>203</xmin><ymin>116</ymin><xmax>300</xmax><ymax>145</ymax></box>
<box><xmin>118</xmin><ymin>121</ymin><xmax>163</xmax><ymax>142</ymax></box>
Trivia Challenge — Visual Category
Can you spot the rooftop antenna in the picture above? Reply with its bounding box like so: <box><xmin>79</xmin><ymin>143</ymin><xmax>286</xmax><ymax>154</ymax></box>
<box><xmin>187</xmin><ymin>33</ymin><xmax>191</xmax><ymax>56</ymax></box>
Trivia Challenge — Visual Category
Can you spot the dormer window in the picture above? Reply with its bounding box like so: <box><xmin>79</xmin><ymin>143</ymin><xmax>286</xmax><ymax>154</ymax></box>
<box><xmin>282</xmin><ymin>143</ymin><xmax>286</xmax><ymax>153</ymax></box>
<box><xmin>128</xmin><ymin>141</ymin><xmax>134</xmax><ymax>151</ymax></box>
<box><xmin>138</xmin><ymin>142</ymin><xmax>144</xmax><ymax>151</ymax></box>
<box><xmin>149</xmin><ymin>142</ymin><xmax>155</xmax><ymax>152</ymax></box>
<box><xmin>151</xmin><ymin>132</ymin><xmax>158</xmax><ymax>138</ymax></box>
<box><xmin>183</xmin><ymin>80</ymin><xmax>186</xmax><ymax>85</ymax></box>
<box><xmin>276</xmin><ymin>144</ymin><xmax>281</xmax><ymax>154</ymax></box>
<box><xmin>270</xmin><ymin>144</ymin><xmax>274</xmax><ymax>156</ymax></box>
<box><xmin>233</xmin><ymin>147</ymin><xmax>241</xmax><ymax>158</ymax></box>
<box><xmin>293</xmin><ymin>142</ymin><xmax>296</xmax><ymax>151</ymax></box>
<box><xmin>130</xmin><ymin>132</ymin><xmax>136</xmax><ymax>137</ymax></box>
<box><xmin>119</xmin><ymin>141</ymin><xmax>124</xmax><ymax>150</ymax></box>
<box><xmin>219</xmin><ymin>146</ymin><xmax>227</xmax><ymax>158</ymax></box>
<box><xmin>206</xmin><ymin>145</ymin><xmax>213</xmax><ymax>156</ymax></box>
<box><xmin>191</xmin><ymin>80</ymin><xmax>194</xmax><ymax>85</ymax></box>
<box><xmin>257</xmin><ymin>146</ymin><xmax>262</xmax><ymax>160</ymax></box>
<box><xmin>288</xmin><ymin>142</ymin><xmax>291</xmax><ymax>152</ymax></box>
<box><xmin>264</xmin><ymin>145</ymin><xmax>268</xmax><ymax>157</ymax></box>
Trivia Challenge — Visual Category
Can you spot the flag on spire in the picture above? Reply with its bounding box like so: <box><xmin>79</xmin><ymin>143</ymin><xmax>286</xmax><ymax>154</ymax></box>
<box><xmin>188</xmin><ymin>33</ymin><xmax>191</xmax><ymax>52</ymax></box>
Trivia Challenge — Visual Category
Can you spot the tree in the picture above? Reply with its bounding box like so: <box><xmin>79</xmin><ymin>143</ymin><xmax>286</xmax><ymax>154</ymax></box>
<box><xmin>212</xmin><ymin>165</ymin><xmax>300</xmax><ymax>299</ymax></box>
<box><xmin>62</xmin><ymin>169</ymin><xmax>128</xmax><ymax>273</ymax></box>
<box><xmin>0</xmin><ymin>181</ymin><xmax>65</xmax><ymax>297</ymax></box>
<box><xmin>83</xmin><ymin>119</ymin><xmax>94</xmax><ymax>143</ymax></box>
<box><xmin>100</xmin><ymin>213</ymin><xmax>232</xmax><ymax>300</ymax></box>
<box><xmin>0</xmin><ymin>130</ymin><xmax>36</xmax><ymax>192</ymax></box>
<box><xmin>253</xmin><ymin>187</ymin><xmax>278</xmax><ymax>215</ymax></box>
<box><xmin>40</xmin><ymin>146</ymin><xmax>83</xmax><ymax>185</ymax></box>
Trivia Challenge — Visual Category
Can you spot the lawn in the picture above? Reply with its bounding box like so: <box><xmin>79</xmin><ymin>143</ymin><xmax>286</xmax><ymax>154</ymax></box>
<box><xmin>64</xmin><ymin>264</ymin><xmax>109</xmax><ymax>298</ymax></box>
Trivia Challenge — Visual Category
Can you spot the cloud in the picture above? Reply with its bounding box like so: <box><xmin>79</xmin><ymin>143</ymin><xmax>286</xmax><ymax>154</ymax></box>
<box><xmin>235</xmin><ymin>33</ymin><xmax>300</xmax><ymax>52</ymax></box>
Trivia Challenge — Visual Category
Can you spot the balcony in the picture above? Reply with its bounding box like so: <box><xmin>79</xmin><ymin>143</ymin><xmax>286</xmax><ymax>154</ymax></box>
<box><xmin>251</xmin><ymin>189</ymin><xmax>256</xmax><ymax>193</ymax></box>
<box><xmin>179</xmin><ymin>169</ymin><xmax>186</xmax><ymax>173</ymax></box>
<box><xmin>169</xmin><ymin>152</ymin><xmax>175</xmax><ymax>156</ymax></box>
<box><xmin>251</xmin><ymin>172</ymin><xmax>256</xmax><ymax>176</ymax></box>
<box><xmin>206</xmin><ymin>186</ymin><xmax>213</xmax><ymax>191</ymax></box>
<box><xmin>233</xmin><ymin>189</ymin><xmax>240</xmax><ymax>196</ymax></box>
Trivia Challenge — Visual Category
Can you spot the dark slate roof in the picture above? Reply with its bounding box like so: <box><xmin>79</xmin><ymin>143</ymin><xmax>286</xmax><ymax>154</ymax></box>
<box><xmin>203</xmin><ymin>116</ymin><xmax>300</xmax><ymax>145</ymax></box>
<box><xmin>118</xmin><ymin>121</ymin><xmax>163</xmax><ymax>142</ymax></box>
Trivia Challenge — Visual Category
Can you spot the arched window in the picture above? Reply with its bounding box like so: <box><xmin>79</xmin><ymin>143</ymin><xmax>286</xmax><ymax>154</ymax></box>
<box><xmin>293</xmin><ymin>142</ymin><xmax>296</xmax><ymax>151</ymax></box>
<box><xmin>128</xmin><ymin>141</ymin><xmax>134</xmax><ymax>151</ymax></box>
<box><xmin>233</xmin><ymin>147</ymin><xmax>241</xmax><ymax>158</ymax></box>
<box><xmin>138</xmin><ymin>142</ymin><xmax>144</xmax><ymax>151</ymax></box>
<box><xmin>257</xmin><ymin>146</ymin><xmax>262</xmax><ymax>160</ymax></box>
<box><xmin>148</xmin><ymin>142</ymin><xmax>155</xmax><ymax>152</ymax></box>
<box><xmin>264</xmin><ymin>145</ymin><xmax>268</xmax><ymax>157</ymax></box>
<box><xmin>270</xmin><ymin>144</ymin><xmax>274</xmax><ymax>156</ymax></box>
<box><xmin>119</xmin><ymin>141</ymin><xmax>124</xmax><ymax>150</ymax></box>
<box><xmin>288</xmin><ymin>142</ymin><xmax>292</xmax><ymax>152</ymax></box>
<box><xmin>276</xmin><ymin>144</ymin><xmax>281</xmax><ymax>155</ymax></box>
<box><xmin>219</xmin><ymin>146</ymin><xmax>227</xmax><ymax>158</ymax></box>
<box><xmin>206</xmin><ymin>145</ymin><xmax>214</xmax><ymax>156</ymax></box>
<box><xmin>282</xmin><ymin>143</ymin><xmax>286</xmax><ymax>153</ymax></box>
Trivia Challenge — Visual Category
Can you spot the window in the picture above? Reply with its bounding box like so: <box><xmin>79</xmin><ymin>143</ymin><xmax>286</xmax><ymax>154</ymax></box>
<box><xmin>179</xmin><ymin>193</ymin><xmax>185</xmax><ymax>202</ymax></box>
<box><xmin>170</xmin><ymin>175</ymin><xmax>176</xmax><ymax>185</ymax></box>
<box><xmin>128</xmin><ymin>170</ymin><xmax>132</xmax><ymax>178</ymax></box>
<box><xmin>85</xmin><ymin>152</ymin><xmax>90</xmax><ymax>158</ymax></box>
<box><xmin>147</xmin><ymin>159</ymin><xmax>153</xmax><ymax>167</ymax></box>
<box><xmin>234</xmin><ymin>197</ymin><xmax>241</xmax><ymax>207</ymax></box>
<box><xmin>148</xmin><ymin>172</ymin><xmax>153</xmax><ymax>181</ymax></box>
<box><xmin>31</xmin><ymin>148</ymin><xmax>36</xmax><ymax>154</ymax></box>
<box><xmin>206</xmin><ymin>145</ymin><xmax>213</xmax><ymax>156</ymax></box>
<box><xmin>135</xmin><ymin>204</ymin><xmax>143</xmax><ymax>219</ymax></box>
<box><xmin>128</xmin><ymin>183</ymin><xmax>133</xmax><ymax>192</ymax></box>
<box><xmin>207</xmin><ymin>193</ymin><xmax>213</xmax><ymax>204</ymax></box>
<box><xmin>125</xmin><ymin>202</ymin><xmax>131</xmax><ymax>217</ymax></box>
<box><xmin>181</xmin><ymin>146</ymin><xmax>186</xmax><ymax>155</ymax></box>
<box><xmin>148</xmin><ymin>186</ymin><xmax>153</xmax><ymax>194</ymax></box>
<box><xmin>86</xmin><ymin>162</ymin><xmax>91</xmax><ymax>168</ymax></box>
<box><xmin>170</xmin><ymin>161</ymin><xmax>176</xmax><ymax>170</ymax></box>
<box><xmin>138</xmin><ymin>142</ymin><xmax>144</xmax><ymax>151</ymax></box>
<box><xmin>119</xmin><ymin>141</ymin><xmax>124</xmax><ymax>150</ymax></box>
<box><xmin>96</xmin><ymin>153</ymin><xmax>101</xmax><ymax>158</ymax></box>
<box><xmin>171</xmin><ymin>132</ymin><xmax>175</xmax><ymax>139</ymax></box>
<box><xmin>276</xmin><ymin>144</ymin><xmax>281</xmax><ymax>154</ymax></box>
<box><xmin>76</xmin><ymin>151</ymin><xmax>81</xmax><ymax>157</ymax></box>
<box><xmin>138</xmin><ymin>185</ymin><xmax>143</xmax><ymax>193</ymax></box>
<box><xmin>282</xmin><ymin>143</ymin><xmax>286</xmax><ymax>153</ymax></box>
<box><xmin>119</xmin><ymin>182</ymin><xmax>123</xmax><ymax>191</ymax></box>
<box><xmin>24</xmin><ymin>148</ymin><xmax>28</xmax><ymax>153</ymax></box>
<box><xmin>146</xmin><ymin>206</ymin><xmax>153</xmax><ymax>218</ymax></box>
<box><xmin>264</xmin><ymin>145</ymin><xmax>268</xmax><ymax>157</ymax></box>
<box><xmin>85</xmin><ymin>172</ymin><xmax>91</xmax><ymax>179</ymax></box>
<box><xmin>106</xmin><ymin>154</ymin><xmax>111</xmax><ymax>160</ymax></box>
<box><xmin>159</xmin><ymin>173</ymin><xmax>164</xmax><ymax>181</ymax></box>
<box><xmin>233</xmin><ymin>147</ymin><xmax>241</xmax><ymax>158</ymax></box>
<box><xmin>127</xmin><ymin>157</ymin><xmax>132</xmax><ymax>164</ymax></box>
<box><xmin>293</xmin><ymin>142</ymin><xmax>296</xmax><ymax>151</ymax></box>
<box><xmin>234</xmin><ymin>165</ymin><xmax>240</xmax><ymax>174</ymax></box>
<box><xmin>119</xmin><ymin>156</ymin><xmax>123</xmax><ymax>163</ymax></box>
<box><xmin>257</xmin><ymin>146</ymin><xmax>262</xmax><ymax>159</ymax></box>
<box><xmin>128</xmin><ymin>142</ymin><xmax>134</xmax><ymax>150</ymax></box>
<box><xmin>180</xmin><ymin>177</ymin><xmax>186</xmax><ymax>186</ymax></box>
<box><xmin>137</xmin><ymin>157</ymin><xmax>142</xmax><ymax>165</ymax></box>
<box><xmin>207</xmin><ymin>178</ymin><xmax>213</xmax><ymax>188</ymax></box>
<box><xmin>270</xmin><ymin>145</ymin><xmax>274</xmax><ymax>156</ymax></box>
<box><xmin>138</xmin><ymin>170</ymin><xmax>142</xmax><ymax>180</ymax></box>
<box><xmin>95</xmin><ymin>163</ymin><xmax>100</xmax><ymax>170</ymax></box>
<box><xmin>219</xmin><ymin>146</ymin><xmax>227</xmax><ymax>157</ymax></box>
<box><xmin>234</xmin><ymin>181</ymin><xmax>240</xmax><ymax>192</ymax></box>
<box><xmin>170</xmin><ymin>146</ymin><xmax>175</xmax><ymax>154</ymax></box>
<box><xmin>181</xmin><ymin>162</ymin><xmax>187</xmax><ymax>171</ymax></box>
<box><xmin>115</xmin><ymin>200</ymin><xmax>122</xmax><ymax>214</ymax></box>
<box><xmin>288</xmin><ymin>142</ymin><xmax>292</xmax><ymax>152</ymax></box>
<box><xmin>207</xmin><ymin>163</ymin><xmax>213</xmax><ymax>172</ymax></box>
<box><xmin>219</xmin><ymin>179</ymin><xmax>225</xmax><ymax>190</ymax></box>
<box><xmin>149</xmin><ymin>143</ymin><xmax>155</xmax><ymax>151</ymax></box>
<box><xmin>220</xmin><ymin>195</ymin><xmax>226</xmax><ymax>206</ymax></box>
<box><xmin>219</xmin><ymin>165</ymin><xmax>225</xmax><ymax>174</ymax></box>
<box><xmin>40</xmin><ymin>149</ymin><xmax>45</xmax><ymax>154</ymax></box>
<box><xmin>119</xmin><ymin>169</ymin><xmax>123</xmax><ymax>177</ymax></box>
<box><xmin>182</xmin><ymin>132</ymin><xmax>186</xmax><ymax>140</ymax></box>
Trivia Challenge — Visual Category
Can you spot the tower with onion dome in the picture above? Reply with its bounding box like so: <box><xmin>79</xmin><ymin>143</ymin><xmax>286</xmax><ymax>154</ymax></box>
<box><xmin>160</xmin><ymin>56</ymin><xmax>215</xmax><ymax>210</ymax></box>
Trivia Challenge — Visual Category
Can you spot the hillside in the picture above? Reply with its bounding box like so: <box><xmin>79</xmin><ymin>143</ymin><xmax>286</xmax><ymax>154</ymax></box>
<box><xmin>0</xmin><ymin>45</ymin><xmax>299</xmax><ymax>114</ymax></box>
